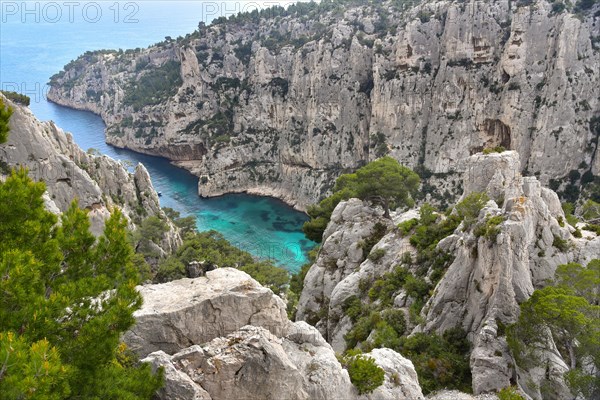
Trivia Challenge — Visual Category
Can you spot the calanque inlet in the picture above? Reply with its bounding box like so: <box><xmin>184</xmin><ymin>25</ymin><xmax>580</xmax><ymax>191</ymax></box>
<box><xmin>1</xmin><ymin>0</ymin><xmax>599</xmax><ymax>399</ymax></box>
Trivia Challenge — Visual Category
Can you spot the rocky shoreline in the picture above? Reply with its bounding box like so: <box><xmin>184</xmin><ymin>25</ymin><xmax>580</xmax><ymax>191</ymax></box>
<box><xmin>46</xmin><ymin>94</ymin><xmax>311</xmax><ymax>211</ymax></box>
<box><xmin>47</xmin><ymin>0</ymin><xmax>600</xmax><ymax>211</ymax></box>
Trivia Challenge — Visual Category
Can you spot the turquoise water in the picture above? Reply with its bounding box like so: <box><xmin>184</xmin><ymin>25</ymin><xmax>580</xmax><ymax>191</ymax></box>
<box><xmin>0</xmin><ymin>1</ymin><xmax>314</xmax><ymax>271</ymax></box>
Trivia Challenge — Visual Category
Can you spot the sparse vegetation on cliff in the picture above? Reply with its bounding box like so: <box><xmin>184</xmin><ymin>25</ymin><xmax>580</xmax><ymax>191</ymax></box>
<box><xmin>340</xmin><ymin>350</ymin><xmax>386</xmax><ymax>395</ymax></box>
<box><xmin>155</xmin><ymin>230</ymin><xmax>290</xmax><ymax>295</ymax></box>
<box><xmin>123</xmin><ymin>60</ymin><xmax>182</xmax><ymax>111</ymax></box>
<box><xmin>0</xmin><ymin>91</ymin><xmax>30</xmax><ymax>107</ymax></box>
<box><xmin>303</xmin><ymin>157</ymin><xmax>419</xmax><ymax>242</ymax></box>
<box><xmin>508</xmin><ymin>260</ymin><xmax>600</xmax><ymax>399</ymax></box>
<box><xmin>0</xmin><ymin>97</ymin><xmax>13</xmax><ymax>144</ymax></box>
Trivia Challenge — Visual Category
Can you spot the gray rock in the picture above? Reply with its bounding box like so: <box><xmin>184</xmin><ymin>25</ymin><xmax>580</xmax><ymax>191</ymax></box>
<box><xmin>142</xmin><ymin>351</ymin><xmax>212</xmax><ymax>400</ymax></box>
<box><xmin>363</xmin><ymin>348</ymin><xmax>425</xmax><ymax>400</ymax></box>
<box><xmin>123</xmin><ymin>268</ymin><xmax>290</xmax><ymax>357</ymax></box>
<box><xmin>133</xmin><ymin>270</ymin><xmax>424</xmax><ymax>400</ymax></box>
<box><xmin>0</xmin><ymin>94</ymin><xmax>180</xmax><ymax>251</ymax></box>
<box><xmin>419</xmin><ymin>151</ymin><xmax>598</xmax><ymax>397</ymax></box>
<box><xmin>47</xmin><ymin>1</ymin><xmax>600</xmax><ymax>210</ymax></box>
<box><xmin>296</xmin><ymin>198</ymin><xmax>392</xmax><ymax>346</ymax></box>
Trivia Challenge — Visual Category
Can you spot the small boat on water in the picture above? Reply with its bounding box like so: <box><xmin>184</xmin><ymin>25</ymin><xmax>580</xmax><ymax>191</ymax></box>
<box><xmin>158</xmin><ymin>192</ymin><xmax>162</xmax><ymax>197</ymax></box>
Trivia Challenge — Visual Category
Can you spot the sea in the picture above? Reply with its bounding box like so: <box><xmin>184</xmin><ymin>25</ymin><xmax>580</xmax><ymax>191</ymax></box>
<box><xmin>0</xmin><ymin>0</ymin><xmax>313</xmax><ymax>272</ymax></box>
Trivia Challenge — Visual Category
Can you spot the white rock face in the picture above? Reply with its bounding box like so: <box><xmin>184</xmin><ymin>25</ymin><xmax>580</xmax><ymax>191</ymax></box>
<box><xmin>363</xmin><ymin>348</ymin><xmax>424</xmax><ymax>400</ymax></box>
<box><xmin>296</xmin><ymin>199</ymin><xmax>393</xmax><ymax>347</ymax></box>
<box><xmin>297</xmin><ymin>151</ymin><xmax>599</xmax><ymax>398</ymax></box>
<box><xmin>133</xmin><ymin>269</ymin><xmax>423</xmax><ymax>400</ymax></box>
<box><xmin>47</xmin><ymin>0</ymin><xmax>600</xmax><ymax>210</ymax></box>
<box><xmin>143</xmin><ymin>350</ymin><xmax>212</xmax><ymax>400</ymax></box>
<box><xmin>420</xmin><ymin>151</ymin><xmax>586</xmax><ymax>397</ymax></box>
<box><xmin>0</xmin><ymin>94</ymin><xmax>180</xmax><ymax>250</ymax></box>
<box><xmin>123</xmin><ymin>268</ymin><xmax>290</xmax><ymax>357</ymax></box>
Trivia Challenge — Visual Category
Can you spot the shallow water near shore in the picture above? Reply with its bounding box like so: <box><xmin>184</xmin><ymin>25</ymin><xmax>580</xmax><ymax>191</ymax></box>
<box><xmin>0</xmin><ymin>1</ymin><xmax>314</xmax><ymax>271</ymax></box>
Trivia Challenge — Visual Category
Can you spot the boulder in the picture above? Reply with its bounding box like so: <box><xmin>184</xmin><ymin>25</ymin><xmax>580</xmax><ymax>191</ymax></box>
<box><xmin>123</xmin><ymin>268</ymin><xmax>290</xmax><ymax>357</ymax></box>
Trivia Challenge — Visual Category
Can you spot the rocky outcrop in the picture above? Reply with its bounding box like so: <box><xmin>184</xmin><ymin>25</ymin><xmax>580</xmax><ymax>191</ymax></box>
<box><xmin>0</xmin><ymin>93</ymin><xmax>179</xmax><ymax>249</ymax></box>
<box><xmin>366</xmin><ymin>348</ymin><xmax>425</xmax><ymax>400</ymax></box>
<box><xmin>296</xmin><ymin>199</ymin><xmax>391</xmax><ymax>346</ymax></box>
<box><xmin>131</xmin><ymin>268</ymin><xmax>424</xmax><ymax>400</ymax></box>
<box><xmin>47</xmin><ymin>0</ymin><xmax>600</xmax><ymax>210</ymax></box>
<box><xmin>418</xmin><ymin>151</ymin><xmax>583</xmax><ymax>398</ymax></box>
<box><xmin>296</xmin><ymin>151</ymin><xmax>600</xmax><ymax>397</ymax></box>
<box><xmin>123</xmin><ymin>268</ymin><xmax>290</xmax><ymax>357</ymax></box>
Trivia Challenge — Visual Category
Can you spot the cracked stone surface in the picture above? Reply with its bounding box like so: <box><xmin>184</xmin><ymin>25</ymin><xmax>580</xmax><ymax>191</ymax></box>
<box><xmin>123</xmin><ymin>268</ymin><xmax>290</xmax><ymax>357</ymax></box>
<box><xmin>142</xmin><ymin>324</ymin><xmax>424</xmax><ymax>400</ymax></box>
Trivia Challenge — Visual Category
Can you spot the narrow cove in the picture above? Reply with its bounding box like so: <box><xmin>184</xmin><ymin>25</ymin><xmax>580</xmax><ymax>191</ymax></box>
<box><xmin>0</xmin><ymin>1</ymin><xmax>315</xmax><ymax>271</ymax></box>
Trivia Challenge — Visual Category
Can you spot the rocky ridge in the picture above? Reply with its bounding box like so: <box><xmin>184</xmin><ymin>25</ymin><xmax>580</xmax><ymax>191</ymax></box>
<box><xmin>128</xmin><ymin>268</ymin><xmax>425</xmax><ymax>400</ymax></box>
<box><xmin>296</xmin><ymin>151</ymin><xmax>600</xmax><ymax>399</ymax></box>
<box><xmin>0</xmin><ymin>93</ymin><xmax>179</xmax><ymax>250</ymax></box>
<box><xmin>47</xmin><ymin>0</ymin><xmax>600</xmax><ymax>210</ymax></box>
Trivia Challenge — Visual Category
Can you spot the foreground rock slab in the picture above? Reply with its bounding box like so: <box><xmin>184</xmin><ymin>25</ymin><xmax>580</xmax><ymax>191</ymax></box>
<box><xmin>124</xmin><ymin>268</ymin><xmax>290</xmax><ymax>357</ymax></box>
<box><xmin>130</xmin><ymin>268</ymin><xmax>424</xmax><ymax>400</ymax></box>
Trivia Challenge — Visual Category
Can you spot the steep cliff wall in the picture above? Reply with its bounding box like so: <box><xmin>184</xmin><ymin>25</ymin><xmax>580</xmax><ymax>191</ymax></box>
<box><xmin>0</xmin><ymin>94</ymin><xmax>180</xmax><ymax>250</ymax></box>
<box><xmin>295</xmin><ymin>150</ymin><xmax>600</xmax><ymax>398</ymax></box>
<box><xmin>47</xmin><ymin>0</ymin><xmax>600</xmax><ymax>210</ymax></box>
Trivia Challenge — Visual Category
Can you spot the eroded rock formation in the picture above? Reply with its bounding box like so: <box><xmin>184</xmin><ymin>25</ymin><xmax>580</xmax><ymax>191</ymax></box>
<box><xmin>47</xmin><ymin>0</ymin><xmax>600</xmax><ymax>210</ymax></box>
<box><xmin>296</xmin><ymin>151</ymin><xmax>600</xmax><ymax>398</ymax></box>
<box><xmin>0</xmin><ymin>93</ymin><xmax>180</xmax><ymax>249</ymax></box>
<box><xmin>129</xmin><ymin>268</ymin><xmax>425</xmax><ymax>400</ymax></box>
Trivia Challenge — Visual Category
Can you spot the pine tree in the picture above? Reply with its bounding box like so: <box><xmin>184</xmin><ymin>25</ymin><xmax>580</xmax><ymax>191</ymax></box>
<box><xmin>0</xmin><ymin>97</ymin><xmax>12</xmax><ymax>144</ymax></box>
<box><xmin>303</xmin><ymin>157</ymin><xmax>420</xmax><ymax>241</ymax></box>
<box><xmin>0</xmin><ymin>169</ymin><xmax>163</xmax><ymax>399</ymax></box>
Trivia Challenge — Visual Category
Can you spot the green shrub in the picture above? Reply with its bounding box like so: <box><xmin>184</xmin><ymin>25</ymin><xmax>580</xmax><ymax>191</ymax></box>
<box><xmin>583</xmin><ymin>224</ymin><xmax>600</xmax><ymax>235</ymax></box>
<box><xmin>483</xmin><ymin>146</ymin><xmax>507</xmax><ymax>155</ymax></box>
<box><xmin>345</xmin><ymin>355</ymin><xmax>385</xmax><ymax>395</ymax></box>
<box><xmin>398</xmin><ymin>329</ymin><xmax>472</xmax><ymax>394</ymax></box>
<box><xmin>552</xmin><ymin>235</ymin><xmax>571</xmax><ymax>252</ymax></box>
<box><xmin>0</xmin><ymin>98</ymin><xmax>13</xmax><ymax>144</ymax></box>
<box><xmin>582</xmin><ymin>200</ymin><xmax>600</xmax><ymax>221</ymax></box>
<box><xmin>343</xmin><ymin>295</ymin><xmax>366</xmax><ymax>323</ymax></box>
<box><xmin>508</xmin><ymin>260</ymin><xmax>600</xmax><ymax>398</ymax></box>
<box><xmin>368</xmin><ymin>248</ymin><xmax>386</xmax><ymax>262</ymax></box>
<box><xmin>498</xmin><ymin>386</ymin><xmax>526</xmax><ymax>400</ymax></box>
<box><xmin>344</xmin><ymin>311</ymin><xmax>381</xmax><ymax>349</ymax></box>
<box><xmin>562</xmin><ymin>202</ymin><xmax>580</xmax><ymax>226</ymax></box>
<box><xmin>303</xmin><ymin>158</ymin><xmax>419</xmax><ymax>241</ymax></box>
<box><xmin>473</xmin><ymin>215</ymin><xmax>505</xmax><ymax>240</ymax></box>
<box><xmin>371</xmin><ymin>321</ymin><xmax>402</xmax><ymax>349</ymax></box>
<box><xmin>155</xmin><ymin>257</ymin><xmax>186</xmax><ymax>283</ymax></box>
<box><xmin>404</xmin><ymin>275</ymin><xmax>431</xmax><ymax>300</ymax></box>
<box><xmin>400</xmin><ymin>251</ymin><xmax>413</xmax><ymax>265</ymax></box>
<box><xmin>368</xmin><ymin>266</ymin><xmax>409</xmax><ymax>306</ymax></box>
<box><xmin>381</xmin><ymin>308</ymin><xmax>406</xmax><ymax>336</ymax></box>
<box><xmin>1</xmin><ymin>91</ymin><xmax>30</xmax><ymax>106</ymax></box>
<box><xmin>455</xmin><ymin>192</ymin><xmax>489</xmax><ymax>229</ymax></box>
<box><xmin>233</xmin><ymin>41</ymin><xmax>252</xmax><ymax>65</ymax></box>
<box><xmin>152</xmin><ymin>230</ymin><xmax>290</xmax><ymax>294</ymax></box>
<box><xmin>397</xmin><ymin>218</ymin><xmax>419</xmax><ymax>236</ymax></box>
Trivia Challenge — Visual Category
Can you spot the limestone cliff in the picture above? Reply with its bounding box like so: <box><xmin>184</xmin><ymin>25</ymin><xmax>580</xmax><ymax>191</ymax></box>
<box><xmin>296</xmin><ymin>151</ymin><xmax>600</xmax><ymax>398</ymax></box>
<box><xmin>47</xmin><ymin>0</ymin><xmax>600</xmax><ymax>210</ymax></box>
<box><xmin>129</xmin><ymin>268</ymin><xmax>425</xmax><ymax>400</ymax></box>
<box><xmin>0</xmin><ymin>93</ymin><xmax>180</xmax><ymax>250</ymax></box>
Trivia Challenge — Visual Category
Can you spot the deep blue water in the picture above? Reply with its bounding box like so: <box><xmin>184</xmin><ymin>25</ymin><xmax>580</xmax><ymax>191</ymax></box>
<box><xmin>0</xmin><ymin>1</ymin><xmax>313</xmax><ymax>271</ymax></box>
